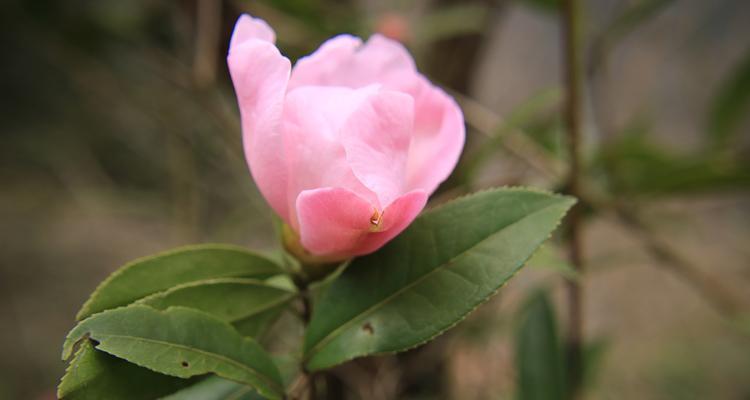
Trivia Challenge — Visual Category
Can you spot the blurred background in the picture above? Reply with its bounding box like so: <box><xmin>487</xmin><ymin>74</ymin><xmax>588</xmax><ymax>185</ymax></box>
<box><xmin>1</xmin><ymin>0</ymin><xmax>749</xmax><ymax>399</ymax></box>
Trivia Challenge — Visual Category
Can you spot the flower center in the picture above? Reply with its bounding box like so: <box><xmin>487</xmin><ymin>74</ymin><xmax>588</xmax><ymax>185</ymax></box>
<box><xmin>369</xmin><ymin>209</ymin><xmax>383</xmax><ymax>229</ymax></box>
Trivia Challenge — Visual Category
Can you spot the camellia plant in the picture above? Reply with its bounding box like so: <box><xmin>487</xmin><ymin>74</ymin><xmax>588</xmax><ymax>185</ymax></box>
<box><xmin>58</xmin><ymin>15</ymin><xmax>574</xmax><ymax>400</ymax></box>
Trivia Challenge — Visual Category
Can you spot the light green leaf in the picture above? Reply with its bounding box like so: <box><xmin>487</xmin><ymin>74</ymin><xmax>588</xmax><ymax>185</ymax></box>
<box><xmin>160</xmin><ymin>376</ymin><xmax>262</xmax><ymax>400</ymax></box>
<box><xmin>77</xmin><ymin>244</ymin><xmax>284</xmax><ymax>320</ymax></box>
<box><xmin>58</xmin><ymin>340</ymin><xmax>193</xmax><ymax>400</ymax></box>
<box><xmin>138</xmin><ymin>278</ymin><xmax>295</xmax><ymax>337</ymax></box>
<box><xmin>516</xmin><ymin>291</ymin><xmax>565</xmax><ymax>400</ymax></box>
<box><xmin>63</xmin><ymin>306</ymin><xmax>285</xmax><ymax>400</ymax></box>
<box><xmin>303</xmin><ymin>188</ymin><xmax>575</xmax><ymax>371</ymax></box>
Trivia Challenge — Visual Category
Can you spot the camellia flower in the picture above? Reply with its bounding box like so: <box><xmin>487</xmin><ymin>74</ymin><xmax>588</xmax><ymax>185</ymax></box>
<box><xmin>228</xmin><ymin>14</ymin><xmax>464</xmax><ymax>261</ymax></box>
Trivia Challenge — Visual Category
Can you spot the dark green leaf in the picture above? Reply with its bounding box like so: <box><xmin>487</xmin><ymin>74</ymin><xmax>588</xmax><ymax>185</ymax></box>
<box><xmin>58</xmin><ymin>340</ymin><xmax>193</xmax><ymax>400</ymax></box>
<box><xmin>708</xmin><ymin>49</ymin><xmax>750</xmax><ymax>149</ymax></box>
<box><xmin>138</xmin><ymin>278</ymin><xmax>295</xmax><ymax>337</ymax></box>
<box><xmin>303</xmin><ymin>188</ymin><xmax>575</xmax><ymax>370</ymax></box>
<box><xmin>63</xmin><ymin>306</ymin><xmax>285</xmax><ymax>400</ymax></box>
<box><xmin>516</xmin><ymin>291</ymin><xmax>565</xmax><ymax>400</ymax></box>
<box><xmin>77</xmin><ymin>244</ymin><xmax>283</xmax><ymax>320</ymax></box>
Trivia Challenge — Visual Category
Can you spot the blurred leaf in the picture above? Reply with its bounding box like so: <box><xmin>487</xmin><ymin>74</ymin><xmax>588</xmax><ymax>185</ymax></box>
<box><xmin>528</xmin><ymin>244</ymin><xmax>578</xmax><ymax>280</ymax></box>
<box><xmin>77</xmin><ymin>244</ymin><xmax>284</xmax><ymax>320</ymax></box>
<box><xmin>598</xmin><ymin>127</ymin><xmax>750</xmax><ymax>195</ymax></box>
<box><xmin>138</xmin><ymin>278</ymin><xmax>295</xmax><ymax>337</ymax></box>
<box><xmin>63</xmin><ymin>306</ymin><xmax>285</xmax><ymax>400</ymax></box>
<box><xmin>161</xmin><ymin>376</ymin><xmax>263</xmax><ymax>400</ymax></box>
<box><xmin>591</xmin><ymin>0</ymin><xmax>677</xmax><ymax>73</ymax></box>
<box><xmin>58</xmin><ymin>340</ymin><xmax>192</xmax><ymax>400</ymax></box>
<box><xmin>516</xmin><ymin>291</ymin><xmax>565</xmax><ymax>400</ymax></box>
<box><xmin>417</xmin><ymin>4</ymin><xmax>489</xmax><ymax>42</ymax></box>
<box><xmin>518</xmin><ymin>0</ymin><xmax>560</xmax><ymax>13</ymax></box>
<box><xmin>708</xmin><ymin>49</ymin><xmax>750</xmax><ymax>149</ymax></box>
<box><xmin>303</xmin><ymin>188</ymin><xmax>575</xmax><ymax>371</ymax></box>
<box><xmin>582</xmin><ymin>339</ymin><xmax>609</xmax><ymax>390</ymax></box>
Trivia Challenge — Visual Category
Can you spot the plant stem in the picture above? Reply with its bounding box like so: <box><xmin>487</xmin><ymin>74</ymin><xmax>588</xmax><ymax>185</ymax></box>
<box><xmin>561</xmin><ymin>0</ymin><xmax>585</xmax><ymax>398</ymax></box>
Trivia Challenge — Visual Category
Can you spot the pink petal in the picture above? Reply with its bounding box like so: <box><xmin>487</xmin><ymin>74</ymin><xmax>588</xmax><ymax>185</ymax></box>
<box><xmin>282</xmin><ymin>86</ymin><xmax>381</xmax><ymax>224</ymax></box>
<box><xmin>228</xmin><ymin>16</ymin><xmax>292</xmax><ymax>221</ymax></box>
<box><xmin>404</xmin><ymin>76</ymin><xmax>466</xmax><ymax>194</ymax></box>
<box><xmin>229</xmin><ymin>14</ymin><xmax>275</xmax><ymax>48</ymax></box>
<box><xmin>289</xmin><ymin>34</ymin><xmax>415</xmax><ymax>89</ymax></box>
<box><xmin>288</xmin><ymin>35</ymin><xmax>363</xmax><ymax>90</ymax></box>
<box><xmin>288</xmin><ymin>33</ymin><xmax>465</xmax><ymax>195</ymax></box>
<box><xmin>295</xmin><ymin>188</ymin><xmax>427</xmax><ymax>258</ymax></box>
<box><xmin>341</xmin><ymin>90</ymin><xmax>413</xmax><ymax>208</ymax></box>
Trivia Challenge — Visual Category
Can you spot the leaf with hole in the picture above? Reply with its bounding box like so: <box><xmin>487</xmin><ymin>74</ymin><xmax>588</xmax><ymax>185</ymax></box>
<box><xmin>63</xmin><ymin>306</ymin><xmax>285</xmax><ymax>400</ymax></box>
<box><xmin>303</xmin><ymin>187</ymin><xmax>575</xmax><ymax>370</ymax></box>
<box><xmin>76</xmin><ymin>244</ymin><xmax>284</xmax><ymax>320</ymax></box>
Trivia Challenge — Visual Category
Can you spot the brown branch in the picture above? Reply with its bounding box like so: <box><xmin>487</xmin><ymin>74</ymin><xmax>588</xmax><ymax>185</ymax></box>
<box><xmin>561</xmin><ymin>0</ymin><xmax>585</xmax><ymax>398</ymax></box>
<box><xmin>193</xmin><ymin>0</ymin><xmax>222</xmax><ymax>88</ymax></box>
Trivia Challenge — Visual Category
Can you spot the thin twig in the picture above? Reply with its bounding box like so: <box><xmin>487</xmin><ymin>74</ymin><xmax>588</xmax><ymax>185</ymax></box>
<box><xmin>450</xmin><ymin>89</ymin><xmax>566</xmax><ymax>183</ymax></box>
<box><xmin>193</xmin><ymin>0</ymin><xmax>222</xmax><ymax>88</ymax></box>
<box><xmin>561</xmin><ymin>0</ymin><xmax>586</xmax><ymax>398</ymax></box>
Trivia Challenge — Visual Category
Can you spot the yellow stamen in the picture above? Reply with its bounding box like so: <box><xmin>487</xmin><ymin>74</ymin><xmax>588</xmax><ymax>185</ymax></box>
<box><xmin>369</xmin><ymin>209</ymin><xmax>383</xmax><ymax>228</ymax></box>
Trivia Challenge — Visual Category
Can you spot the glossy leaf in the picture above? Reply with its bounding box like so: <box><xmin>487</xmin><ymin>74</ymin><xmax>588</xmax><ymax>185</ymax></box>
<box><xmin>138</xmin><ymin>278</ymin><xmax>295</xmax><ymax>337</ymax></box>
<box><xmin>303</xmin><ymin>188</ymin><xmax>575</xmax><ymax>370</ymax></box>
<box><xmin>63</xmin><ymin>306</ymin><xmax>285</xmax><ymax>400</ymax></box>
<box><xmin>77</xmin><ymin>244</ymin><xmax>283</xmax><ymax>320</ymax></box>
<box><xmin>58</xmin><ymin>340</ymin><xmax>193</xmax><ymax>400</ymax></box>
<box><xmin>516</xmin><ymin>291</ymin><xmax>565</xmax><ymax>400</ymax></box>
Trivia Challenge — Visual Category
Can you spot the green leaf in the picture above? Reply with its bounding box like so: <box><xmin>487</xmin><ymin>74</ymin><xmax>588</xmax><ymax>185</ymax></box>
<box><xmin>303</xmin><ymin>188</ymin><xmax>575</xmax><ymax>371</ymax></box>
<box><xmin>161</xmin><ymin>376</ymin><xmax>262</xmax><ymax>400</ymax></box>
<box><xmin>516</xmin><ymin>291</ymin><xmax>565</xmax><ymax>400</ymax></box>
<box><xmin>77</xmin><ymin>244</ymin><xmax>284</xmax><ymax>320</ymax></box>
<box><xmin>708</xmin><ymin>49</ymin><xmax>750</xmax><ymax>149</ymax></box>
<box><xmin>58</xmin><ymin>340</ymin><xmax>193</xmax><ymax>400</ymax></box>
<box><xmin>137</xmin><ymin>278</ymin><xmax>295</xmax><ymax>337</ymax></box>
<box><xmin>63</xmin><ymin>306</ymin><xmax>285</xmax><ymax>400</ymax></box>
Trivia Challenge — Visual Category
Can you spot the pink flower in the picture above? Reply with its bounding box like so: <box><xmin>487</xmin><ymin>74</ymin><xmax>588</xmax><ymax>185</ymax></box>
<box><xmin>228</xmin><ymin>14</ymin><xmax>464</xmax><ymax>261</ymax></box>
